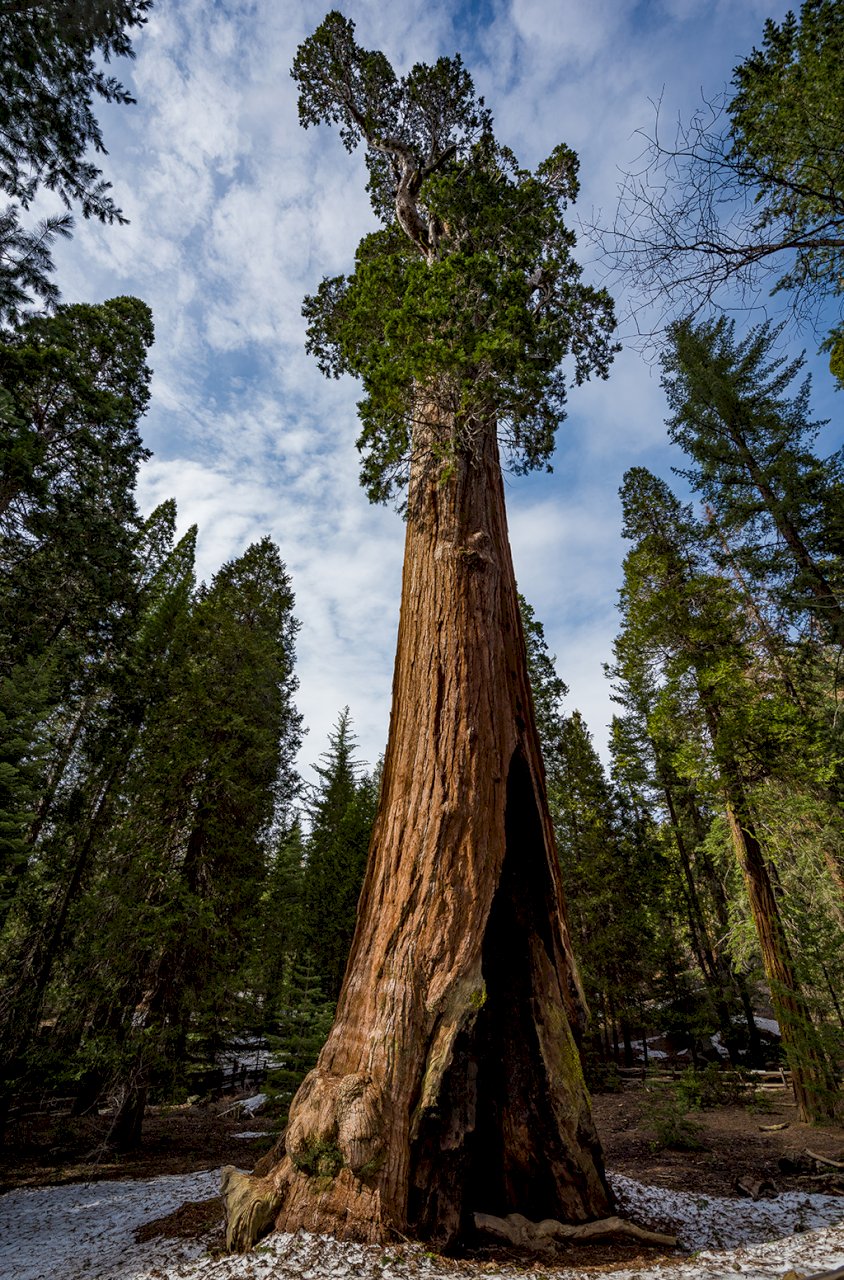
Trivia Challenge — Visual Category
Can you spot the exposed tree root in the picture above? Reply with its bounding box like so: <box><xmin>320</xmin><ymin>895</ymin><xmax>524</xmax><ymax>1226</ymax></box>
<box><xmin>220</xmin><ymin>1165</ymin><xmax>283</xmax><ymax>1252</ymax></box>
<box><xmin>473</xmin><ymin>1209</ymin><xmax>677</xmax><ymax>1251</ymax></box>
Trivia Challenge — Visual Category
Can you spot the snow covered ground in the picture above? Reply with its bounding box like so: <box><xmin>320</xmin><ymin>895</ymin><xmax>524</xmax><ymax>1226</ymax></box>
<box><xmin>1</xmin><ymin>1167</ymin><xmax>842</xmax><ymax>1280</ymax></box>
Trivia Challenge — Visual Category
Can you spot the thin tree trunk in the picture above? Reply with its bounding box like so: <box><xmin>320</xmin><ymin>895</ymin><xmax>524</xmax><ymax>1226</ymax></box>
<box><xmin>726</xmin><ymin>425</ymin><xmax>844</xmax><ymax>643</ymax></box>
<box><xmin>0</xmin><ymin>762</ymin><xmax>121</xmax><ymax>1138</ymax></box>
<box><xmin>598</xmin><ymin>991</ymin><xmax>611</xmax><ymax>1060</ymax></box>
<box><xmin>620</xmin><ymin>1020</ymin><xmax>634</xmax><ymax>1069</ymax></box>
<box><xmin>695</xmin><ymin>684</ymin><xmax>835</xmax><ymax>1116</ymax></box>
<box><xmin>661</xmin><ymin>779</ymin><xmax>741</xmax><ymax>1062</ymax></box>
<box><xmin>684</xmin><ymin>791</ymin><xmax>763</xmax><ymax>1063</ymax></box>
<box><xmin>723</xmin><ymin>789</ymin><xmax>837</xmax><ymax>1121</ymax></box>
<box><xmin>707</xmin><ymin>508</ymin><xmax>844</xmax><ymax>918</ymax></box>
<box><xmin>223</xmin><ymin>411</ymin><xmax>611</xmax><ymax>1250</ymax></box>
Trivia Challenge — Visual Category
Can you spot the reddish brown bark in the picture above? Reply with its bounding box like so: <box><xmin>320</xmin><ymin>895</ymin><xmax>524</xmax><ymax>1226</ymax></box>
<box><xmin>224</xmin><ymin>412</ymin><xmax>611</xmax><ymax>1249</ymax></box>
<box><xmin>724</xmin><ymin>793</ymin><xmax>838</xmax><ymax>1122</ymax></box>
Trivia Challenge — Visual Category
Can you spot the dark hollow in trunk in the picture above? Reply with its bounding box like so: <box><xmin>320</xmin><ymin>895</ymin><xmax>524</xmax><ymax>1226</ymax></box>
<box><xmin>409</xmin><ymin>751</ymin><xmax>608</xmax><ymax>1246</ymax></box>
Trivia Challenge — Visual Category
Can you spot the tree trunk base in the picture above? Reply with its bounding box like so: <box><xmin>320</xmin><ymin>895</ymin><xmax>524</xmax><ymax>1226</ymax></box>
<box><xmin>220</xmin><ymin>1159</ymin><xmax>674</xmax><ymax>1257</ymax></box>
<box><xmin>222</xmin><ymin>1157</ymin><xmax>386</xmax><ymax>1250</ymax></box>
<box><xmin>110</xmin><ymin>1083</ymin><xmax>147</xmax><ymax>1152</ymax></box>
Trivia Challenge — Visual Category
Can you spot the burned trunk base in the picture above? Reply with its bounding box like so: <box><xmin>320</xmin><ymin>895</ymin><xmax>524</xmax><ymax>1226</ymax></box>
<box><xmin>409</xmin><ymin>751</ymin><xmax>608</xmax><ymax>1249</ymax></box>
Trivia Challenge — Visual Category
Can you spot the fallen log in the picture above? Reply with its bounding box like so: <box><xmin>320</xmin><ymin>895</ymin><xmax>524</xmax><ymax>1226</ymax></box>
<box><xmin>473</xmin><ymin>1210</ymin><xmax>676</xmax><ymax>1251</ymax></box>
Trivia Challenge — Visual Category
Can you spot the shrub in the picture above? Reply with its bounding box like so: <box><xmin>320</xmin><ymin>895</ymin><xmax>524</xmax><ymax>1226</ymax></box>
<box><xmin>645</xmin><ymin>1087</ymin><xmax>707</xmax><ymax>1151</ymax></box>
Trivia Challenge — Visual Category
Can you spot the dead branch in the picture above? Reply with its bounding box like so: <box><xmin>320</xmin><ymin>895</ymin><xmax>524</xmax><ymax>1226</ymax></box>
<box><xmin>807</xmin><ymin>1149</ymin><xmax>844</xmax><ymax>1170</ymax></box>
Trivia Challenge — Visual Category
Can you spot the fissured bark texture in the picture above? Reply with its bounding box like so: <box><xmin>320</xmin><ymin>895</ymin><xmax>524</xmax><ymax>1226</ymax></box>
<box><xmin>230</xmin><ymin>416</ymin><xmax>611</xmax><ymax>1249</ymax></box>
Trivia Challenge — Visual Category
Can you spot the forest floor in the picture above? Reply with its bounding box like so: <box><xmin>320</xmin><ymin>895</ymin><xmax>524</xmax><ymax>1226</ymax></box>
<box><xmin>592</xmin><ymin>1089</ymin><xmax>844</xmax><ymax>1197</ymax></box>
<box><xmin>1</xmin><ymin>1086</ymin><xmax>843</xmax><ymax>1279</ymax></box>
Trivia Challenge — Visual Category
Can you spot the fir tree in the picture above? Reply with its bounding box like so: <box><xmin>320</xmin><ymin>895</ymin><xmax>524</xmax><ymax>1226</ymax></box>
<box><xmin>661</xmin><ymin>316</ymin><xmax>844</xmax><ymax>642</ymax></box>
<box><xmin>302</xmin><ymin>710</ymin><xmax>378</xmax><ymax>1001</ymax></box>
<box><xmin>0</xmin><ymin>506</ymin><xmax>196</xmax><ymax>1131</ymax></box>
<box><xmin>74</xmin><ymin>537</ymin><xmax>302</xmax><ymax>1147</ymax></box>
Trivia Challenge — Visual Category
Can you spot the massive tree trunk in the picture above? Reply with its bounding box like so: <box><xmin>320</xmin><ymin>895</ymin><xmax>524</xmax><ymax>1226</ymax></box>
<box><xmin>223</xmin><ymin>410</ymin><xmax>611</xmax><ymax>1250</ymax></box>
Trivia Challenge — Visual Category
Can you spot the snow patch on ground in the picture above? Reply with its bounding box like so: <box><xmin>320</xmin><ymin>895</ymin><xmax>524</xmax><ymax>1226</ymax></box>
<box><xmin>239</xmin><ymin>1093</ymin><xmax>267</xmax><ymax>1115</ymax></box>
<box><xmin>630</xmin><ymin>1038</ymin><xmax>669</xmax><ymax>1061</ymax></box>
<box><xmin>219</xmin><ymin>1093</ymin><xmax>267</xmax><ymax>1118</ymax></box>
<box><xmin>610</xmin><ymin>1171</ymin><xmax>844</xmax><ymax>1250</ymax></box>
<box><xmin>0</xmin><ymin>1168</ymin><xmax>218</xmax><ymax>1280</ymax></box>
<box><xmin>1</xmin><ymin>1167</ymin><xmax>842</xmax><ymax>1280</ymax></box>
<box><xmin>754</xmin><ymin>1016</ymin><xmax>781</xmax><ymax>1036</ymax></box>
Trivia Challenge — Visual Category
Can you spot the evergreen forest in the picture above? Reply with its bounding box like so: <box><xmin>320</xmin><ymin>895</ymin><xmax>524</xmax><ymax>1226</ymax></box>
<box><xmin>0</xmin><ymin>1</ymin><xmax>843</xmax><ymax>1273</ymax></box>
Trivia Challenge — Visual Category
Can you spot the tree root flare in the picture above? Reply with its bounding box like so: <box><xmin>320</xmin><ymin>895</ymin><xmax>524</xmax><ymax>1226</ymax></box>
<box><xmin>220</xmin><ymin>1165</ymin><xmax>283</xmax><ymax>1253</ymax></box>
<box><xmin>473</xmin><ymin>1210</ymin><xmax>677</xmax><ymax>1252</ymax></box>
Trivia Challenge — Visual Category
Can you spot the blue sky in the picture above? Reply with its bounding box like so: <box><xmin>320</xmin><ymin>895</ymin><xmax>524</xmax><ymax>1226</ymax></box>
<box><xmin>52</xmin><ymin>0</ymin><xmax>841</xmax><ymax>777</ymax></box>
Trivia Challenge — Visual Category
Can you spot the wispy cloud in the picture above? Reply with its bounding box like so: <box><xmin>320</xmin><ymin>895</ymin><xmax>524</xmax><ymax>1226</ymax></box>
<box><xmin>55</xmin><ymin>0</ymin><xmax>819</xmax><ymax>774</ymax></box>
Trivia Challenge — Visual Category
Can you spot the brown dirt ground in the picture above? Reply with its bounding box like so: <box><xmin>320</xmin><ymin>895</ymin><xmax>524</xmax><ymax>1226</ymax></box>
<box><xmin>592</xmin><ymin>1087</ymin><xmax>844</xmax><ymax>1197</ymax></box>
<box><xmin>0</xmin><ymin>1096</ymin><xmax>279</xmax><ymax>1193</ymax></box>
<box><xmin>1</xmin><ymin>1086</ymin><xmax>842</xmax><ymax>1271</ymax></box>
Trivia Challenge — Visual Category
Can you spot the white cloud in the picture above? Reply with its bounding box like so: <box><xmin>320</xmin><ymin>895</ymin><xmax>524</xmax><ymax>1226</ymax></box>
<box><xmin>510</xmin><ymin>0</ymin><xmax>637</xmax><ymax>66</ymax></box>
<box><xmin>52</xmin><ymin>0</ymin><xmax>827</xmax><ymax>778</ymax></box>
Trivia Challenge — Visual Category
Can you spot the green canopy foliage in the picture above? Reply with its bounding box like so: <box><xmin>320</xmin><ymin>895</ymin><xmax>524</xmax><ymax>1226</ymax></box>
<box><xmin>294</xmin><ymin>11</ymin><xmax>617</xmax><ymax>504</ymax></box>
<box><xmin>0</xmin><ymin>1</ymin><xmax>151</xmax><ymax>318</ymax></box>
<box><xmin>729</xmin><ymin>0</ymin><xmax>844</xmax><ymax>356</ymax></box>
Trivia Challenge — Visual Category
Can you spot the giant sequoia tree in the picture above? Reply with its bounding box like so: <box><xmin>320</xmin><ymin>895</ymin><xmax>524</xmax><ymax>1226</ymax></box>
<box><xmin>222</xmin><ymin>10</ymin><xmax>618</xmax><ymax>1254</ymax></box>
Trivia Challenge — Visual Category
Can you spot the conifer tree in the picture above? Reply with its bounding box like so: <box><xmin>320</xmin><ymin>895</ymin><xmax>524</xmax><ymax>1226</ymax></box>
<box><xmin>661</xmin><ymin>316</ymin><xmax>844</xmax><ymax>642</ymax></box>
<box><xmin>255</xmin><ymin>819</ymin><xmax>307</xmax><ymax>1013</ymax></box>
<box><xmin>0</xmin><ymin>296</ymin><xmax>154</xmax><ymax>671</ymax></box>
<box><xmin>0</xmin><ymin>0</ymin><xmax>151</xmax><ymax>317</ymax></box>
<box><xmin>224</xmin><ymin>11</ymin><xmax>617</xmax><ymax>1251</ymax></box>
<box><xmin>302</xmin><ymin>710</ymin><xmax>378</xmax><ymax>1001</ymax></box>
<box><xmin>0</xmin><ymin>505</ymin><xmax>196</xmax><ymax>1132</ymax></box>
<box><xmin>609</xmin><ymin>693</ymin><xmax>761</xmax><ymax>1065</ymax></box>
<box><xmin>616</xmin><ymin>466</ymin><xmax>838</xmax><ymax>1120</ymax></box>
<box><xmin>266</xmin><ymin>955</ymin><xmax>335</xmax><ymax>1119</ymax></box>
<box><xmin>0</xmin><ymin>298</ymin><xmax>157</xmax><ymax>1131</ymax></box>
<box><xmin>77</xmin><ymin>537</ymin><xmax>302</xmax><ymax>1148</ymax></box>
<box><xmin>662</xmin><ymin>317</ymin><xmax>844</xmax><ymax>913</ymax></box>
